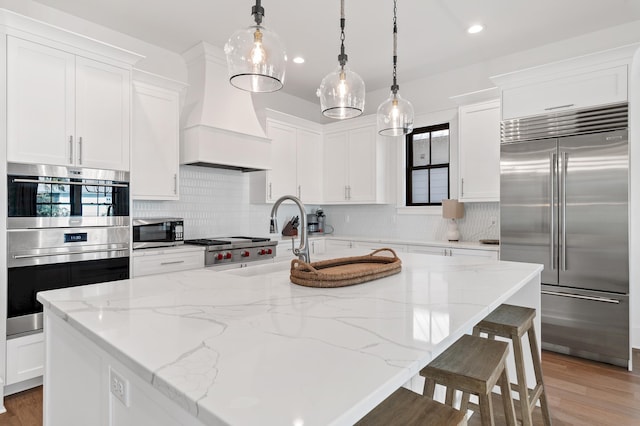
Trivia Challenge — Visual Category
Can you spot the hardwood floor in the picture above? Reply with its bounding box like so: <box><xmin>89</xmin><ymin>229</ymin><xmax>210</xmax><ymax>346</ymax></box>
<box><xmin>0</xmin><ymin>386</ymin><xmax>42</xmax><ymax>426</ymax></box>
<box><xmin>0</xmin><ymin>350</ymin><xmax>638</xmax><ymax>425</ymax></box>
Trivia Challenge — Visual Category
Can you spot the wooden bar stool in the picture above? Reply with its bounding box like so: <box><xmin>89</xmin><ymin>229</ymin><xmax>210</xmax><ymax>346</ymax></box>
<box><xmin>420</xmin><ymin>334</ymin><xmax>517</xmax><ymax>426</ymax></box>
<box><xmin>472</xmin><ymin>304</ymin><xmax>552</xmax><ymax>426</ymax></box>
<box><xmin>356</xmin><ymin>387</ymin><xmax>467</xmax><ymax>426</ymax></box>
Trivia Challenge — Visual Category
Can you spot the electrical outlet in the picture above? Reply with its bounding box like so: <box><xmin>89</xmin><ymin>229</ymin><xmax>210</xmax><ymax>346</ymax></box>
<box><xmin>490</xmin><ymin>216</ymin><xmax>497</xmax><ymax>226</ymax></box>
<box><xmin>110</xmin><ymin>367</ymin><xmax>130</xmax><ymax>407</ymax></box>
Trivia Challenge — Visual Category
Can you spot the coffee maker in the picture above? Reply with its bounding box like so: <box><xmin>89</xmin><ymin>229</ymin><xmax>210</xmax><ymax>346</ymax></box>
<box><xmin>307</xmin><ymin>208</ymin><xmax>327</xmax><ymax>234</ymax></box>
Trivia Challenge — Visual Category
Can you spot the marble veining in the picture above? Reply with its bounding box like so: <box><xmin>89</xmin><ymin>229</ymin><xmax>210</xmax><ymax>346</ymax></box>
<box><xmin>38</xmin><ymin>249</ymin><xmax>542</xmax><ymax>426</ymax></box>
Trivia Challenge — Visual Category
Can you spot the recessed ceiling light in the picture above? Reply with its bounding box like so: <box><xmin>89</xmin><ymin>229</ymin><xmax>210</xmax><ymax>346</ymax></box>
<box><xmin>293</xmin><ymin>56</ymin><xmax>305</xmax><ymax>64</ymax></box>
<box><xmin>467</xmin><ymin>24</ymin><xmax>484</xmax><ymax>34</ymax></box>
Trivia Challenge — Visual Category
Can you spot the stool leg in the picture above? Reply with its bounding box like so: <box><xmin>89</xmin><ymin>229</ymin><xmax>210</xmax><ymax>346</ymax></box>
<box><xmin>512</xmin><ymin>332</ymin><xmax>534</xmax><ymax>426</ymax></box>
<box><xmin>499</xmin><ymin>364</ymin><xmax>518</xmax><ymax>426</ymax></box>
<box><xmin>528</xmin><ymin>325</ymin><xmax>553</xmax><ymax>426</ymax></box>
<box><xmin>478</xmin><ymin>393</ymin><xmax>495</xmax><ymax>426</ymax></box>
<box><xmin>459</xmin><ymin>327</ymin><xmax>482</xmax><ymax>412</ymax></box>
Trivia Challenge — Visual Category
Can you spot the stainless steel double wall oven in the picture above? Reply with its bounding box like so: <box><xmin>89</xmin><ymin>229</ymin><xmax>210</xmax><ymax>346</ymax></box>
<box><xmin>7</xmin><ymin>163</ymin><xmax>130</xmax><ymax>337</ymax></box>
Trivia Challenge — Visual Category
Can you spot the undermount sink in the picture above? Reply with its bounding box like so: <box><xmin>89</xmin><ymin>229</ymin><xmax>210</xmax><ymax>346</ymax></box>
<box><xmin>220</xmin><ymin>260</ymin><xmax>290</xmax><ymax>277</ymax></box>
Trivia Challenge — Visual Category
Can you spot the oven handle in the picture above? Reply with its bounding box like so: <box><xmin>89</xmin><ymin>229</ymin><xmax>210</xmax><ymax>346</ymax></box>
<box><xmin>12</xmin><ymin>178</ymin><xmax>128</xmax><ymax>188</ymax></box>
<box><xmin>13</xmin><ymin>246</ymin><xmax>129</xmax><ymax>259</ymax></box>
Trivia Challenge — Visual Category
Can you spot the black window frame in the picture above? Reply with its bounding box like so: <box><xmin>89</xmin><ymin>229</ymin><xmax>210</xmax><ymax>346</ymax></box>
<box><xmin>405</xmin><ymin>123</ymin><xmax>450</xmax><ymax>206</ymax></box>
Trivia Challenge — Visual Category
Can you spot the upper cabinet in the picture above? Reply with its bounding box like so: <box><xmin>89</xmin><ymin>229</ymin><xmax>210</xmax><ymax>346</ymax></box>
<box><xmin>492</xmin><ymin>44</ymin><xmax>638</xmax><ymax>120</ymax></box>
<box><xmin>458</xmin><ymin>99</ymin><xmax>500</xmax><ymax>202</ymax></box>
<box><xmin>131</xmin><ymin>71</ymin><xmax>187</xmax><ymax>200</ymax></box>
<box><xmin>323</xmin><ymin>122</ymin><xmax>390</xmax><ymax>204</ymax></box>
<box><xmin>7</xmin><ymin>37</ymin><xmax>132</xmax><ymax>170</ymax></box>
<box><xmin>3</xmin><ymin>11</ymin><xmax>142</xmax><ymax>171</ymax></box>
<box><xmin>250</xmin><ymin>111</ymin><xmax>323</xmax><ymax>204</ymax></box>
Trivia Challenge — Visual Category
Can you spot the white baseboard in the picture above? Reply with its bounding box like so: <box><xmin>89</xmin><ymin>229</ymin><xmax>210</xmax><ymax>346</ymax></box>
<box><xmin>4</xmin><ymin>376</ymin><xmax>42</xmax><ymax>396</ymax></box>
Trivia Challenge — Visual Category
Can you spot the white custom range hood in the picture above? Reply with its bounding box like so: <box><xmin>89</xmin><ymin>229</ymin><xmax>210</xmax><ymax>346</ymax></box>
<box><xmin>181</xmin><ymin>42</ymin><xmax>271</xmax><ymax>171</ymax></box>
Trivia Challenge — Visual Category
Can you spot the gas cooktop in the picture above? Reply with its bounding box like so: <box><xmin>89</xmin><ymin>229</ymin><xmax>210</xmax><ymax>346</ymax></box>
<box><xmin>184</xmin><ymin>237</ymin><xmax>277</xmax><ymax>267</ymax></box>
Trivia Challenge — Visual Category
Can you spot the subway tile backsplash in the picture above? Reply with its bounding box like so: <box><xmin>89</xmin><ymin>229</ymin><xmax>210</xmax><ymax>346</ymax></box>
<box><xmin>133</xmin><ymin>165</ymin><xmax>499</xmax><ymax>242</ymax></box>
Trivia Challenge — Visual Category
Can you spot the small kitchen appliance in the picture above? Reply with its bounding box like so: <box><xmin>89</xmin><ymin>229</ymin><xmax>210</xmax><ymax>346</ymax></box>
<box><xmin>133</xmin><ymin>218</ymin><xmax>184</xmax><ymax>249</ymax></box>
<box><xmin>184</xmin><ymin>237</ymin><xmax>277</xmax><ymax>268</ymax></box>
<box><xmin>307</xmin><ymin>213</ymin><xmax>320</xmax><ymax>233</ymax></box>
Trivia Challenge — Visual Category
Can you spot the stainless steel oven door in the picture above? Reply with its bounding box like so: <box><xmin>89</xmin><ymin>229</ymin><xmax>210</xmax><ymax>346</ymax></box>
<box><xmin>7</xmin><ymin>227</ymin><xmax>130</xmax><ymax>337</ymax></box>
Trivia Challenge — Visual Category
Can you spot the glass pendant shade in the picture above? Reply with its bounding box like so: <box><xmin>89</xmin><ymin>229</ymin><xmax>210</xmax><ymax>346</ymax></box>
<box><xmin>318</xmin><ymin>65</ymin><xmax>365</xmax><ymax>119</ymax></box>
<box><xmin>377</xmin><ymin>90</ymin><xmax>414</xmax><ymax>136</ymax></box>
<box><xmin>225</xmin><ymin>24</ymin><xmax>286</xmax><ymax>93</ymax></box>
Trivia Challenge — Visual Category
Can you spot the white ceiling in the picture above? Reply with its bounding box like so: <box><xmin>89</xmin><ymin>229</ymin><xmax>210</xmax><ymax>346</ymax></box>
<box><xmin>33</xmin><ymin>0</ymin><xmax>640</xmax><ymax>103</ymax></box>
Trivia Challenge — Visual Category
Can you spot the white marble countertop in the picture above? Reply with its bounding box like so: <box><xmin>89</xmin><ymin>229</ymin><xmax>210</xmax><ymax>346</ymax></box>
<box><xmin>38</xmin><ymin>249</ymin><xmax>540</xmax><ymax>425</ymax></box>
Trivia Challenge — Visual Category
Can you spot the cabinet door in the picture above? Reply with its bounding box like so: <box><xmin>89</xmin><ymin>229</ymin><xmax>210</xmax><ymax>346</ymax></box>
<box><xmin>266</xmin><ymin>121</ymin><xmax>297</xmax><ymax>201</ymax></box>
<box><xmin>132</xmin><ymin>83</ymin><xmax>180</xmax><ymax>199</ymax></box>
<box><xmin>296</xmin><ymin>129</ymin><xmax>323</xmax><ymax>203</ymax></box>
<box><xmin>347</xmin><ymin>126</ymin><xmax>377</xmax><ymax>202</ymax></box>
<box><xmin>75</xmin><ymin>57</ymin><xmax>131</xmax><ymax>171</ymax></box>
<box><xmin>323</xmin><ymin>132</ymin><xmax>349</xmax><ymax>202</ymax></box>
<box><xmin>451</xmin><ymin>247</ymin><xmax>499</xmax><ymax>260</ymax></box>
<box><xmin>6</xmin><ymin>332</ymin><xmax>44</xmax><ymax>385</ymax></box>
<box><xmin>407</xmin><ymin>245</ymin><xmax>446</xmax><ymax>256</ymax></box>
<box><xmin>459</xmin><ymin>100</ymin><xmax>500</xmax><ymax>202</ymax></box>
<box><xmin>501</xmin><ymin>65</ymin><xmax>627</xmax><ymax>120</ymax></box>
<box><xmin>7</xmin><ymin>37</ymin><xmax>75</xmax><ymax>166</ymax></box>
<box><xmin>310</xmin><ymin>239</ymin><xmax>326</xmax><ymax>255</ymax></box>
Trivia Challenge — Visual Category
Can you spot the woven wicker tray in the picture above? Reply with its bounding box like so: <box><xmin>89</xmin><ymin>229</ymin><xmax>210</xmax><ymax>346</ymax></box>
<box><xmin>290</xmin><ymin>248</ymin><xmax>402</xmax><ymax>288</ymax></box>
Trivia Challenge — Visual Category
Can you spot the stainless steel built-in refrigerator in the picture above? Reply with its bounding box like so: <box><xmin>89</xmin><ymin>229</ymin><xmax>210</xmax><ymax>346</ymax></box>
<box><xmin>500</xmin><ymin>103</ymin><xmax>629</xmax><ymax>368</ymax></box>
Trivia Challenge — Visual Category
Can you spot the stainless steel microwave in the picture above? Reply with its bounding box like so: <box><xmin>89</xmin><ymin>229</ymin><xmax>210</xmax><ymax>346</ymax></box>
<box><xmin>133</xmin><ymin>218</ymin><xmax>184</xmax><ymax>249</ymax></box>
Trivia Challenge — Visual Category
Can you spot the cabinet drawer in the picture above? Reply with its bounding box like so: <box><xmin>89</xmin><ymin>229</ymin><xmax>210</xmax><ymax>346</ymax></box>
<box><xmin>6</xmin><ymin>332</ymin><xmax>44</xmax><ymax>385</ymax></box>
<box><xmin>133</xmin><ymin>252</ymin><xmax>204</xmax><ymax>277</ymax></box>
<box><xmin>451</xmin><ymin>247</ymin><xmax>499</xmax><ymax>260</ymax></box>
<box><xmin>502</xmin><ymin>65</ymin><xmax>627</xmax><ymax>120</ymax></box>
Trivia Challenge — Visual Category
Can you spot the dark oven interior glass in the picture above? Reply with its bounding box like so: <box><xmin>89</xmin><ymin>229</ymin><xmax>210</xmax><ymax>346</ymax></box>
<box><xmin>8</xmin><ymin>175</ymin><xmax>129</xmax><ymax>218</ymax></box>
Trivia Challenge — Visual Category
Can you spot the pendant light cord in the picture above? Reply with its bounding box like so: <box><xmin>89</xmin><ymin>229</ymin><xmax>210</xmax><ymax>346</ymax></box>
<box><xmin>391</xmin><ymin>0</ymin><xmax>399</xmax><ymax>94</ymax></box>
<box><xmin>338</xmin><ymin>0</ymin><xmax>348</xmax><ymax>67</ymax></box>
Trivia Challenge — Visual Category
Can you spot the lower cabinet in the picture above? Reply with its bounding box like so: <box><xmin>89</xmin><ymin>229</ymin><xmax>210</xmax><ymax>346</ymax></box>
<box><xmin>6</xmin><ymin>332</ymin><xmax>44</xmax><ymax>386</ymax></box>
<box><xmin>407</xmin><ymin>244</ymin><xmax>498</xmax><ymax>260</ymax></box>
<box><xmin>132</xmin><ymin>247</ymin><xmax>205</xmax><ymax>277</ymax></box>
<box><xmin>352</xmin><ymin>241</ymin><xmax>407</xmax><ymax>253</ymax></box>
<box><xmin>310</xmin><ymin>239</ymin><xmax>326</xmax><ymax>255</ymax></box>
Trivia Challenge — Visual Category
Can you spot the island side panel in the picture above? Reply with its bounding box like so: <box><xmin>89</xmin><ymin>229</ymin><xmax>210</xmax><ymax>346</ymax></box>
<box><xmin>43</xmin><ymin>310</ymin><xmax>209</xmax><ymax>426</ymax></box>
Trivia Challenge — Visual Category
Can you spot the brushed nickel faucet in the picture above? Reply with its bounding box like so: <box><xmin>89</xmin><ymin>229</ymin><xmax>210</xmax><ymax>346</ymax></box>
<box><xmin>270</xmin><ymin>195</ymin><xmax>309</xmax><ymax>263</ymax></box>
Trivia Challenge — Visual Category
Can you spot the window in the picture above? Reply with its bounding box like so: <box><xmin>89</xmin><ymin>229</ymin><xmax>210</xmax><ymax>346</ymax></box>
<box><xmin>406</xmin><ymin>123</ymin><xmax>450</xmax><ymax>206</ymax></box>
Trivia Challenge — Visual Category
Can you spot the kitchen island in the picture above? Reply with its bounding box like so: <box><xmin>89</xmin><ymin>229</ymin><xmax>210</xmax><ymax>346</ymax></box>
<box><xmin>37</xmin><ymin>249</ymin><xmax>542</xmax><ymax>425</ymax></box>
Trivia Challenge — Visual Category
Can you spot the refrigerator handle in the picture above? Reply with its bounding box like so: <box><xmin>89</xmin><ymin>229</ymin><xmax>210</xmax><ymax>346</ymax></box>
<box><xmin>561</xmin><ymin>152</ymin><xmax>568</xmax><ymax>271</ymax></box>
<box><xmin>542</xmin><ymin>290</ymin><xmax>620</xmax><ymax>304</ymax></box>
<box><xmin>550</xmin><ymin>152</ymin><xmax>556</xmax><ymax>270</ymax></box>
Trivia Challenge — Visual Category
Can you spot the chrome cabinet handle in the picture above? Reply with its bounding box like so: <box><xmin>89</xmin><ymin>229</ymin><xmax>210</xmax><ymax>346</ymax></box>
<box><xmin>348</xmin><ymin>185</ymin><xmax>351</xmax><ymax>200</ymax></box>
<box><xmin>461</xmin><ymin>178</ymin><xmax>465</xmax><ymax>197</ymax></box>
<box><xmin>550</xmin><ymin>152</ymin><xmax>557</xmax><ymax>270</ymax></box>
<box><xmin>78</xmin><ymin>136</ymin><xmax>83</xmax><ymax>164</ymax></box>
<box><xmin>160</xmin><ymin>260</ymin><xmax>185</xmax><ymax>266</ymax></box>
<box><xmin>544</xmin><ymin>104</ymin><xmax>575</xmax><ymax>111</ymax></box>
<box><xmin>298</xmin><ymin>185</ymin><xmax>301</xmax><ymax>199</ymax></box>
<box><xmin>344</xmin><ymin>186</ymin><xmax>348</xmax><ymax>200</ymax></box>
<box><xmin>269</xmin><ymin>182</ymin><xmax>273</xmax><ymax>199</ymax></box>
<box><xmin>541</xmin><ymin>290</ymin><xmax>620</xmax><ymax>304</ymax></box>
<box><xmin>69</xmin><ymin>136</ymin><xmax>73</xmax><ymax>164</ymax></box>
<box><xmin>174</xmin><ymin>174</ymin><xmax>178</xmax><ymax>194</ymax></box>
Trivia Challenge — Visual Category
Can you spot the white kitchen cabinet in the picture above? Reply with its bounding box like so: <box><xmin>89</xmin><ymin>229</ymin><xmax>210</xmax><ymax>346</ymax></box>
<box><xmin>7</xmin><ymin>36</ymin><xmax>131</xmax><ymax>170</ymax></box>
<box><xmin>407</xmin><ymin>244</ymin><xmax>498</xmax><ymax>260</ymax></box>
<box><xmin>132</xmin><ymin>71</ymin><xmax>187</xmax><ymax>200</ymax></box>
<box><xmin>458</xmin><ymin>99</ymin><xmax>500</xmax><ymax>202</ymax></box>
<box><xmin>352</xmin><ymin>241</ymin><xmax>407</xmax><ymax>253</ymax></box>
<box><xmin>133</xmin><ymin>247</ymin><xmax>204</xmax><ymax>277</ymax></box>
<box><xmin>324</xmin><ymin>239</ymin><xmax>355</xmax><ymax>251</ymax></box>
<box><xmin>323</xmin><ymin>123</ymin><xmax>389</xmax><ymax>204</ymax></box>
<box><xmin>250</xmin><ymin>112</ymin><xmax>323</xmax><ymax>204</ymax></box>
<box><xmin>6</xmin><ymin>332</ymin><xmax>44</xmax><ymax>386</ymax></box>
<box><xmin>501</xmin><ymin>65</ymin><xmax>627</xmax><ymax>120</ymax></box>
<box><xmin>310</xmin><ymin>239</ymin><xmax>326</xmax><ymax>255</ymax></box>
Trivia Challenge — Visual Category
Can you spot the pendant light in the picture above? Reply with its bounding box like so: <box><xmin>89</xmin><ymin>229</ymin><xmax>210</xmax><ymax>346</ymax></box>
<box><xmin>377</xmin><ymin>0</ymin><xmax>414</xmax><ymax>136</ymax></box>
<box><xmin>317</xmin><ymin>0</ymin><xmax>365</xmax><ymax>119</ymax></box>
<box><xmin>224</xmin><ymin>0</ymin><xmax>286</xmax><ymax>93</ymax></box>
